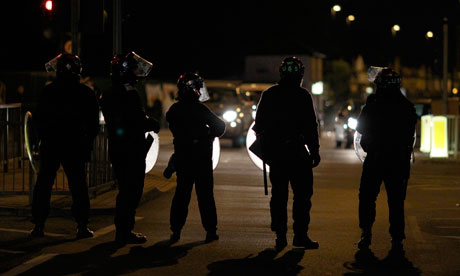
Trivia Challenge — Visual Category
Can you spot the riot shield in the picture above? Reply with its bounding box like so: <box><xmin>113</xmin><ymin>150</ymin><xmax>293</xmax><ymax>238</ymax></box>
<box><xmin>24</xmin><ymin>111</ymin><xmax>40</xmax><ymax>173</ymax></box>
<box><xmin>212</xmin><ymin>137</ymin><xmax>220</xmax><ymax>170</ymax></box>
<box><xmin>354</xmin><ymin>131</ymin><xmax>417</xmax><ymax>163</ymax></box>
<box><xmin>145</xmin><ymin>131</ymin><xmax>160</xmax><ymax>173</ymax></box>
<box><xmin>246</xmin><ymin>122</ymin><xmax>270</xmax><ymax>172</ymax></box>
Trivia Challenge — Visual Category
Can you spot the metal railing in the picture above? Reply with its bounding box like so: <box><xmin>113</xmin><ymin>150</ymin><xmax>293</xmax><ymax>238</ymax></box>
<box><xmin>0</xmin><ymin>104</ymin><xmax>115</xmax><ymax>202</ymax></box>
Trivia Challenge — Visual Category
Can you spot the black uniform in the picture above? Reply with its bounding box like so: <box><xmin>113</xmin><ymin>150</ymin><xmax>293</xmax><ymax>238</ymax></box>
<box><xmin>100</xmin><ymin>82</ymin><xmax>159</xmax><ymax>234</ymax></box>
<box><xmin>166</xmin><ymin>101</ymin><xmax>225</xmax><ymax>234</ymax></box>
<box><xmin>32</xmin><ymin>80</ymin><xmax>99</xmax><ymax>227</ymax></box>
<box><xmin>357</xmin><ymin>89</ymin><xmax>417</xmax><ymax>242</ymax></box>
<box><xmin>254</xmin><ymin>79</ymin><xmax>319</xmax><ymax>236</ymax></box>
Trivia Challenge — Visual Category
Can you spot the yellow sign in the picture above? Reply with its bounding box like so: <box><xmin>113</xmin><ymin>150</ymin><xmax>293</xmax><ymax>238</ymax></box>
<box><xmin>430</xmin><ymin>116</ymin><xmax>448</xmax><ymax>158</ymax></box>
<box><xmin>420</xmin><ymin>115</ymin><xmax>431</xmax><ymax>153</ymax></box>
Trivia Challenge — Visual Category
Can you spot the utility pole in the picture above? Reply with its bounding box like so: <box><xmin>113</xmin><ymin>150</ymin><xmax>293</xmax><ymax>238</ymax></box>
<box><xmin>443</xmin><ymin>17</ymin><xmax>449</xmax><ymax>114</ymax></box>
<box><xmin>71</xmin><ymin>0</ymin><xmax>80</xmax><ymax>56</ymax></box>
<box><xmin>113</xmin><ymin>0</ymin><xmax>122</xmax><ymax>55</ymax></box>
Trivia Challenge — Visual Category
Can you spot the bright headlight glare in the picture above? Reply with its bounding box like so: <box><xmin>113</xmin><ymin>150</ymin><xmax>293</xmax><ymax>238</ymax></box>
<box><xmin>223</xmin><ymin>110</ymin><xmax>238</xmax><ymax>122</ymax></box>
<box><xmin>348</xmin><ymin>117</ymin><xmax>358</xmax><ymax>130</ymax></box>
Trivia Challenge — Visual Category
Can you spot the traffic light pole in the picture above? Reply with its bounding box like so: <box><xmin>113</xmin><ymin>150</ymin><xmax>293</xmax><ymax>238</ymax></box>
<box><xmin>113</xmin><ymin>0</ymin><xmax>122</xmax><ymax>55</ymax></box>
<box><xmin>71</xmin><ymin>0</ymin><xmax>80</xmax><ymax>56</ymax></box>
<box><xmin>442</xmin><ymin>18</ymin><xmax>448</xmax><ymax>114</ymax></box>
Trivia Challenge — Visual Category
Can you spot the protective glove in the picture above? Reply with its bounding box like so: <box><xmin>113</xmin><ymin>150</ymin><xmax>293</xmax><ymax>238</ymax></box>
<box><xmin>311</xmin><ymin>151</ymin><xmax>321</xmax><ymax>168</ymax></box>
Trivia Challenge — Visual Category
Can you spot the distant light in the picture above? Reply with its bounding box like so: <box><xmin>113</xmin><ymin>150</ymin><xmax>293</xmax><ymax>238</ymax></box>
<box><xmin>426</xmin><ymin>31</ymin><xmax>434</xmax><ymax>38</ymax></box>
<box><xmin>347</xmin><ymin>15</ymin><xmax>355</xmax><ymax>22</ymax></box>
<box><xmin>343</xmin><ymin>124</ymin><xmax>348</xmax><ymax>130</ymax></box>
<box><xmin>332</xmin><ymin>5</ymin><xmax>341</xmax><ymax>12</ymax></box>
<box><xmin>230</xmin><ymin>122</ymin><xmax>237</xmax><ymax>128</ymax></box>
<box><xmin>348</xmin><ymin>117</ymin><xmax>358</xmax><ymax>130</ymax></box>
<box><xmin>236</xmin><ymin>108</ymin><xmax>241</xmax><ymax>112</ymax></box>
<box><xmin>239</xmin><ymin>113</ymin><xmax>244</xmax><ymax>118</ymax></box>
<box><xmin>347</xmin><ymin>105</ymin><xmax>352</xmax><ymax>111</ymax></box>
<box><xmin>245</xmin><ymin>91</ymin><xmax>251</xmax><ymax>97</ymax></box>
<box><xmin>453</xmin><ymin>88</ymin><xmax>459</xmax><ymax>95</ymax></box>
<box><xmin>392</xmin><ymin>25</ymin><xmax>400</xmax><ymax>32</ymax></box>
<box><xmin>45</xmin><ymin>0</ymin><xmax>53</xmax><ymax>11</ymax></box>
<box><xmin>223</xmin><ymin>110</ymin><xmax>237</xmax><ymax>122</ymax></box>
<box><xmin>312</xmin><ymin>81</ymin><xmax>323</xmax><ymax>95</ymax></box>
<box><xmin>365</xmin><ymin>86</ymin><xmax>373</xmax><ymax>94</ymax></box>
<box><xmin>252</xmin><ymin>104</ymin><xmax>257</xmax><ymax>110</ymax></box>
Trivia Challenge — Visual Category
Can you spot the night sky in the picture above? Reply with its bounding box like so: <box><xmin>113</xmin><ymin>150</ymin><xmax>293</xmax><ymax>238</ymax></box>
<box><xmin>0</xmin><ymin>0</ymin><xmax>459</xmax><ymax>78</ymax></box>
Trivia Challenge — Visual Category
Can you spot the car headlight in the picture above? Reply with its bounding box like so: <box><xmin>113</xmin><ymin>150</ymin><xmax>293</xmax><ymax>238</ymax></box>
<box><xmin>347</xmin><ymin>117</ymin><xmax>358</xmax><ymax>130</ymax></box>
<box><xmin>223</xmin><ymin>110</ymin><xmax>238</xmax><ymax>122</ymax></box>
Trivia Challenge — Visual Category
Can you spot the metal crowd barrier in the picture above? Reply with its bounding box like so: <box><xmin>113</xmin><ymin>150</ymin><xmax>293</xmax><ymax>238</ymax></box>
<box><xmin>0</xmin><ymin>104</ymin><xmax>115</xmax><ymax>203</ymax></box>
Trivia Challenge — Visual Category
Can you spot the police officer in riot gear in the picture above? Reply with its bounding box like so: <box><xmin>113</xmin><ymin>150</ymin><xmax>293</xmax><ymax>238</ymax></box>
<box><xmin>167</xmin><ymin>73</ymin><xmax>225</xmax><ymax>243</ymax></box>
<box><xmin>100</xmin><ymin>52</ymin><xmax>160</xmax><ymax>244</ymax></box>
<box><xmin>31</xmin><ymin>53</ymin><xmax>99</xmax><ymax>238</ymax></box>
<box><xmin>356</xmin><ymin>67</ymin><xmax>417</xmax><ymax>251</ymax></box>
<box><xmin>254</xmin><ymin>57</ymin><xmax>320</xmax><ymax>251</ymax></box>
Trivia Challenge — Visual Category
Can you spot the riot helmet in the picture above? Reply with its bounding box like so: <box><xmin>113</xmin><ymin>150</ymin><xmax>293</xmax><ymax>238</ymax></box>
<box><xmin>45</xmin><ymin>53</ymin><xmax>82</xmax><ymax>82</ymax></box>
<box><xmin>368</xmin><ymin>66</ymin><xmax>401</xmax><ymax>91</ymax></box>
<box><xmin>279</xmin><ymin>57</ymin><xmax>304</xmax><ymax>84</ymax></box>
<box><xmin>177</xmin><ymin>73</ymin><xmax>210</xmax><ymax>102</ymax></box>
<box><xmin>111</xmin><ymin>51</ymin><xmax>153</xmax><ymax>84</ymax></box>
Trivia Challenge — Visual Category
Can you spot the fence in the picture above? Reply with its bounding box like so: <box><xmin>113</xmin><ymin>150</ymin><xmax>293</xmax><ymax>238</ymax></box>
<box><xmin>0</xmin><ymin>104</ymin><xmax>115</xmax><ymax>203</ymax></box>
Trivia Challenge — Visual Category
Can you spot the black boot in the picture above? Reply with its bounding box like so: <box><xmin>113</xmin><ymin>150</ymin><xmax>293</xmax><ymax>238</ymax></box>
<box><xmin>205</xmin><ymin>231</ymin><xmax>219</xmax><ymax>243</ymax></box>
<box><xmin>30</xmin><ymin>224</ymin><xmax>45</xmax><ymax>237</ymax></box>
<box><xmin>76</xmin><ymin>225</ymin><xmax>94</xmax><ymax>239</ymax></box>
<box><xmin>293</xmin><ymin>234</ymin><xmax>319</xmax><ymax>249</ymax></box>
<box><xmin>170</xmin><ymin>231</ymin><xmax>181</xmax><ymax>244</ymax></box>
<box><xmin>115</xmin><ymin>231</ymin><xmax>147</xmax><ymax>244</ymax></box>
<box><xmin>357</xmin><ymin>232</ymin><xmax>372</xmax><ymax>249</ymax></box>
<box><xmin>275</xmin><ymin>233</ymin><xmax>287</xmax><ymax>251</ymax></box>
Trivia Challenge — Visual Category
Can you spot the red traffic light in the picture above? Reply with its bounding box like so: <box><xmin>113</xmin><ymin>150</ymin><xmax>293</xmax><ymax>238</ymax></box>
<box><xmin>44</xmin><ymin>0</ymin><xmax>53</xmax><ymax>11</ymax></box>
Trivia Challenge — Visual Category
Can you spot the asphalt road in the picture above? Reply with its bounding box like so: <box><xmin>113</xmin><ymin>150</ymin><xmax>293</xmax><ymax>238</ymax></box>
<box><xmin>0</xmin><ymin>131</ymin><xmax>459</xmax><ymax>276</ymax></box>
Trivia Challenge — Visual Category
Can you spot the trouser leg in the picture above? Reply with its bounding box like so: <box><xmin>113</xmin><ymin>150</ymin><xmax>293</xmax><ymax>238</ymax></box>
<box><xmin>269</xmin><ymin>165</ymin><xmax>289</xmax><ymax>234</ymax></box>
<box><xmin>113</xmin><ymin>156</ymin><xmax>146</xmax><ymax>233</ymax></box>
<box><xmin>358</xmin><ymin>160</ymin><xmax>382</xmax><ymax>233</ymax></box>
<box><xmin>62</xmin><ymin>157</ymin><xmax>90</xmax><ymax>226</ymax></box>
<box><xmin>385</xmin><ymin>177</ymin><xmax>407</xmax><ymax>241</ymax></box>
<box><xmin>31</xmin><ymin>148</ymin><xmax>60</xmax><ymax>226</ymax></box>
<box><xmin>195</xmin><ymin>161</ymin><xmax>217</xmax><ymax>232</ymax></box>
<box><xmin>170</xmin><ymin>169</ymin><xmax>194</xmax><ymax>232</ymax></box>
<box><xmin>290</xmin><ymin>166</ymin><xmax>313</xmax><ymax>235</ymax></box>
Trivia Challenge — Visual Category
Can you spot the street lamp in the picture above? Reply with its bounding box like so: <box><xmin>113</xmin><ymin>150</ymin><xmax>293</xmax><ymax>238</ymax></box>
<box><xmin>331</xmin><ymin>4</ymin><xmax>341</xmax><ymax>18</ymax></box>
<box><xmin>346</xmin><ymin>15</ymin><xmax>355</xmax><ymax>24</ymax></box>
<box><xmin>426</xmin><ymin>31</ymin><xmax>434</xmax><ymax>39</ymax></box>
<box><xmin>392</xmin><ymin>24</ymin><xmax>401</xmax><ymax>36</ymax></box>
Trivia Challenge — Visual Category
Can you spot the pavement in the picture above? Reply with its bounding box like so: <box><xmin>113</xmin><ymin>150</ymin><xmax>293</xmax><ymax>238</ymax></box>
<box><xmin>0</xmin><ymin>130</ymin><xmax>459</xmax><ymax>275</ymax></box>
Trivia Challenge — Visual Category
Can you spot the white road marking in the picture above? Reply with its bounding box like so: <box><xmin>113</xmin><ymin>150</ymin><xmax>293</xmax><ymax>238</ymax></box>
<box><xmin>1</xmin><ymin>253</ymin><xmax>58</xmax><ymax>276</ymax></box>
<box><xmin>92</xmin><ymin>216</ymin><xmax>144</xmax><ymax>238</ymax></box>
<box><xmin>0</xmin><ymin>249</ymin><xmax>25</xmax><ymax>254</ymax></box>
<box><xmin>0</xmin><ymin>228</ymin><xmax>66</xmax><ymax>237</ymax></box>
<box><xmin>441</xmin><ymin>236</ymin><xmax>460</xmax><ymax>240</ymax></box>
<box><xmin>435</xmin><ymin>226</ymin><xmax>460</xmax><ymax>229</ymax></box>
<box><xmin>408</xmin><ymin>216</ymin><xmax>426</xmax><ymax>243</ymax></box>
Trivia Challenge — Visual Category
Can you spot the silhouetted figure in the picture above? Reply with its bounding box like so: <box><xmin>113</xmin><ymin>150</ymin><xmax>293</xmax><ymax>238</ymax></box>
<box><xmin>166</xmin><ymin>73</ymin><xmax>225</xmax><ymax>243</ymax></box>
<box><xmin>100</xmin><ymin>52</ymin><xmax>159</xmax><ymax>244</ymax></box>
<box><xmin>254</xmin><ymin>57</ymin><xmax>321</xmax><ymax>251</ymax></box>
<box><xmin>356</xmin><ymin>67</ymin><xmax>417</xmax><ymax>251</ymax></box>
<box><xmin>31</xmin><ymin>53</ymin><xmax>99</xmax><ymax>239</ymax></box>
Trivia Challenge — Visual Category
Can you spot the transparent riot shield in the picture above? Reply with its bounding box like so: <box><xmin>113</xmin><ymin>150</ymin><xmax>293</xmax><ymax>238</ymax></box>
<box><xmin>24</xmin><ymin>111</ymin><xmax>40</xmax><ymax>173</ymax></box>
<box><xmin>212</xmin><ymin>137</ymin><xmax>220</xmax><ymax>170</ymax></box>
<box><xmin>145</xmin><ymin>131</ymin><xmax>160</xmax><ymax>173</ymax></box>
<box><xmin>354</xmin><ymin>131</ymin><xmax>417</xmax><ymax>163</ymax></box>
<box><xmin>246</xmin><ymin>122</ymin><xmax>270</xmax><ymax>172</ymax></box>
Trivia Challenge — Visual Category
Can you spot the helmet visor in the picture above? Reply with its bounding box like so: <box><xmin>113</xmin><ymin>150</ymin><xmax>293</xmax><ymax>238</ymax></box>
<box><xmin>199</xmin><ymin>81</ymin><xmax>210</xmax><ymax>102</ymax></box>
<box><xmin>45</xmin><ymin>54</ymin><xmax>62</xmax><ymax>72</ymax></box>
<box><xmin>367</xmin><ymin>66</ymin><xmax>385</xmax><ymax>82</ymax></box>
<box><xmin>131</xmin><ymin>52</ymin><xmax>153</xmax><ymax>77</ymax></box>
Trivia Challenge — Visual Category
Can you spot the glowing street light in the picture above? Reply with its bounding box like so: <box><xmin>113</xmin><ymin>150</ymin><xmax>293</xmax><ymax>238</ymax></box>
<box><xmin>332</xmin><ymin>5</ymin><xmax>341</xmax><ymax>12</ymax></box>
<box><xmin>44</xmin><ymin>0</ymin><xmax>53</xmax><ymax>11</ymax></box>
<box><xmin>392</xmin><ymin>25</ymin><xmax>400</xmax><ymax>32</ymax></box>
<box><xmin>426</xmin><ymin>31</ymin><xmax>434</xmax><ymax>39</ymax></box>
<box><xmin>453</xmin><ymin>88</ymin><xmax>458</xmax><ymax>95</ymax></box>
<box><xmin>346</xmin><ymin>15</ymin><xmax>355</xmax><ymax>24</ymax></box>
